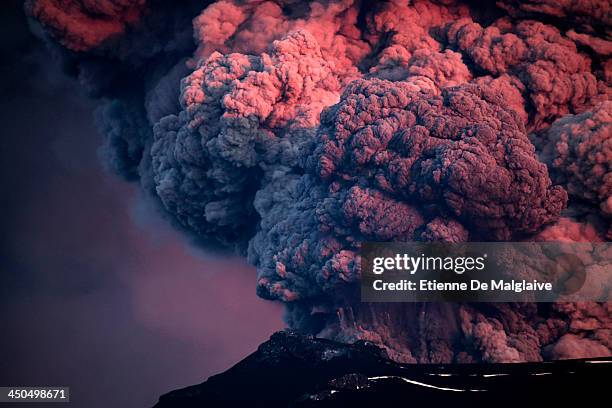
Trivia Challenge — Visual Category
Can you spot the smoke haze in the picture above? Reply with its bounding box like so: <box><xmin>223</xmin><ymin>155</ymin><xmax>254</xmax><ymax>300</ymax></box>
<box><xmin>0</xmin><ymin>3</ymin><xmax>283</xmax><ymax>406</ymax></box>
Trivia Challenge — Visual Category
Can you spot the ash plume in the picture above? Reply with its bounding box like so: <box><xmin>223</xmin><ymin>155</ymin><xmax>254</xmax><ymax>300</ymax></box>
<box><xmin>28</xmin><ymin>0</ymin><xmax>612</xmax><ymax>362</ymax></box>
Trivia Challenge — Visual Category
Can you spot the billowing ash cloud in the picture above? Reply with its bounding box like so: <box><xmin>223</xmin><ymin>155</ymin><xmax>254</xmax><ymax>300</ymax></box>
<box><xmin>248</xmin><ymin>77</ymin><xmax>569</xmax><ymax>362</ymax></box>
<box><xmin>29</xmin><ymin>0</ymin><xmax>612</xmax><ymax>362</ymax></box>
<box><xmin>251</xmin><ymin>76</ymin><xmax>568</xmax><ymax>300</ymax></box>
<box><xmin>496</xmin><ymin>0</ymin><xmax>611</xmax><ymax>32</ymax></box>
<box><xmin>444</xmin><ymin>18</ymin><xmax>608</xmax><ymax>130</ymax></box>
<box><xmin>151</xmin><ymin>31</ymin><xmax>341</xmax><ymax>247</ymax></box>
<box><xmin>26</xmin><ymin>0</ymin><xmax>150</xmax><ymax>52</ymax></box>
<box><xmin>539</xmin><ymin>101</ymin><xmax>612</xmax><ymax>239</ymax></box>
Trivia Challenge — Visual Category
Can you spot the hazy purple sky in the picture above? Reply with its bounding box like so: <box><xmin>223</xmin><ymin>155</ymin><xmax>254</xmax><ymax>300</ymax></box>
<box><xmin>0</xmin><ymin>3</ymin><xmax>284</xmax><ymax>407</ymax></box>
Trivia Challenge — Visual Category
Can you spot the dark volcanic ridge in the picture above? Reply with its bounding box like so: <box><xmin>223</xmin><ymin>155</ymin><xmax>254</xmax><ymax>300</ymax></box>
<box><xmin>155</xmin><ymin>330</ymin><xmax>612</xmax><ymax>407</ymax></box>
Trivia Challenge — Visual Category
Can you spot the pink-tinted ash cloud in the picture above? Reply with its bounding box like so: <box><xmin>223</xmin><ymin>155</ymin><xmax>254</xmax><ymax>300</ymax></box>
<box><xmin>27</xmin><ymin>0</ymin><xmax>612</xmax><ymax>363</ymax></box>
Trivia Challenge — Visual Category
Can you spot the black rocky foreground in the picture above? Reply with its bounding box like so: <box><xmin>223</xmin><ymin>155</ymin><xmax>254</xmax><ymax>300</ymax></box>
<box><xmin>155</xmin><ymin>330</ymin><xmax>611</xmax><ymax>407</ymax></box>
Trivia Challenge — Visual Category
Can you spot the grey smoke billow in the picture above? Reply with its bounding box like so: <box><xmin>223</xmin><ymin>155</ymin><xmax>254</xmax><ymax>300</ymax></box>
<box><xmin>539</xmin><ymin>101</ymin><xmax>612</xmax><ymax>239</ymax></box>
<box><xmin>151</xmin><ymin>31</ymin><xmax>341</xmax><ymax>248</ymax></box>
<box><xmin>28</xmin><ymin>0</ymin><xmax>612</xmax><ymax>362</ymax></box>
